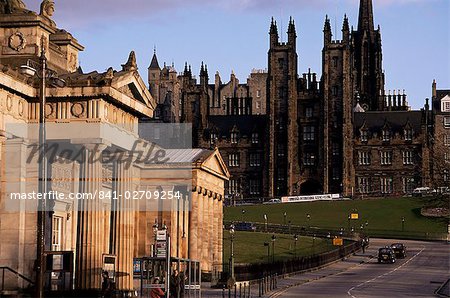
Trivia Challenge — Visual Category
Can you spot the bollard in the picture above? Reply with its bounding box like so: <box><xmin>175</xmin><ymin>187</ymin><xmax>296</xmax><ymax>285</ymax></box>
<box><xmin>239</xmin><ymin>284</ymin><xmax>242</xmax><ymax>298</ymax></box>
<box><xmin>234</xmin><ymin>284</ymin><xmax>237</xmax><ymax>298</ymax></box>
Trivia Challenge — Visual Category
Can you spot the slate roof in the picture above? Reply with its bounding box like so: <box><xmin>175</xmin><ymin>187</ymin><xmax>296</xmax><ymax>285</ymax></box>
<box><xmin>148</xmin><ymin>53</ymin><xmax>160</xmax><ymax>70</ymax></box>
<box><xmin>354</xmin><ymin>111</ymin><xmax>424</xmax><ymax>133</ymax></box>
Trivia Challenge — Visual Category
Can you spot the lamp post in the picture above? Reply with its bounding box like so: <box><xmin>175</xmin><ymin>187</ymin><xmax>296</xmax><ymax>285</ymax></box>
<box><xmin>271</xmin><ymin>234</ymin><xmax>276</xmax><ymax>263</ymax></box>
<box><xmin>283</xmin><ymin>212</ymin><xmax>287</xmax><ymax>226</ymax></box>
<box><xmin>312</xmin><ymin>234</ymin><xmax>316</xmax><ymax>255</ymax></box>
<box><xmin>401</xmin><ymin>217</ymin><xmax>405</xmax><ymax>232</ymax></box>
<box><xmin>306</xmin><ymin>213</ymin><xmax>311</xmax><ymax>229</ymax></box>
<box><xmin>293</xmin><ymin>234</ymin><xmax>298</xmax><ymax>258</ymax></box>
<box><xmin>20</xmin><ymin>41</ymin><xmax>51</xmax><ymax>298</ymax></box>
<box><xmin>241</xmin><ymin>209</ymin><xmax>245</xmax><ymax>222</ymax></box>
<box><xmin>264</xmin><ymin>214</ymin><xmax>268</xmax><ymax>232</ymax></box>
<box><xmin>347</xmin><ymin>214</ymin><xmax>351</xmax><ymax>231</ymax></box>
<box><xmin>229</xmin><ymin>224</ymin><xmax>235</xmax><ymax>281</ymax></box>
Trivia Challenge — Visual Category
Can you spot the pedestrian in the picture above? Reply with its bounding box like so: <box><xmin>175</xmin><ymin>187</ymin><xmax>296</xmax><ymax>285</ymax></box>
<box><xmin>150</xmin><ymin>277</ymin><xmax>165</xmax><ymax>298</ymax></box>
<box><xmin>101</xmin><ymin>271</ymin><xmax>113</xmax><ymax>298</ymax></box>
<box><xmin>170</xmin><ymin>269</ymin><xmax>181</xmax><ymax>298</ymax></box>
<box><xmin>179</xmin><ymin>271</ymin><xmax>187</xmax><ymax>298</ymax></box>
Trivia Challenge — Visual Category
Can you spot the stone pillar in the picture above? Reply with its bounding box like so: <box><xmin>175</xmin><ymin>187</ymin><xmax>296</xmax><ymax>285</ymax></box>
<box><xmin>114</xmin><ymin>159</ymin><xmax>134</xmax><ymax>291</ymax></box>
<box><xmin>75</xmin><ymin>144</ymin><xmax>104</xmax><ymax>290</ymax></box>
<box><xmin>218</xmin><ymin>197</ymin><xmax>223</xmax><ymax>271</ymax></box>
<box><xmin>188</xmin><ymin>190</ymin><xmax>199</xmax><ymax>261</ymax></box>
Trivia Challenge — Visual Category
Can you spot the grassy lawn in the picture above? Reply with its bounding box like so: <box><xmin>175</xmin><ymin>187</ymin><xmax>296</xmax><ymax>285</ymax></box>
<box><xmin>224</xmin><ymin>197</ymin><xmax>448</xmax><ymax>234</ymax></box>
<box><xmin>223</xmin><ymin>231</ymin><xmax>333</xmax><ymax>264</ymax></box>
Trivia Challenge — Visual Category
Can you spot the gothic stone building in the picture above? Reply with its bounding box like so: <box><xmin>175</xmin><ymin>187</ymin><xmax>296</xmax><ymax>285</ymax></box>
<box><xmin>148</xmin><ymin>0</ymin><xmax>444</xmax><ymax>199</ymax></box>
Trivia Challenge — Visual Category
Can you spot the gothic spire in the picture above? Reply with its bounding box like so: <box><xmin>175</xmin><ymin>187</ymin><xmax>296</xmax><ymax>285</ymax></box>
<box><xmin>269</xmin><ymin>17</ymin><xmax>278</xmax><ymax>35</ymax></box>
<box><xmin>358</xmin><ymin>0</ymin><xmax>374</xmax><ymax>32</ymax></box>
<box><xmin>148</xmin><ymin>48</ymin><xmax>160</xmax><ymax>70</ymax></box>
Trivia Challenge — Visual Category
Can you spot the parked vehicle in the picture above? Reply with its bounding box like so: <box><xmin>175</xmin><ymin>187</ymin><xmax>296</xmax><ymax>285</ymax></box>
<box><xmin>263</xmin><ymin>198</ymin><xmax>281</xmax><ymax>204</ymax></box>
<box><xmin>378</xmin><ymin>247</ymin><xmax>396</xmax><ymax>264</ymax></box>
<box><xmin>390</xmin><ymin>243</ymin><xmax>407</xmax><ymax>258</ymax></box>
<box><xmin>412</xmin><ymin>187</ymin><xmax>435</xmax><ymax>197</ymax></box>
<box><xmin>234</xmin><ymin>222</ymin><xmax>257</xmax><ymax>232</ymax></box>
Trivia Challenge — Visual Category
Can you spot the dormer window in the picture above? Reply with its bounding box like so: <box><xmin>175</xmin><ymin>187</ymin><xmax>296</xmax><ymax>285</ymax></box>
<box><xmin>360</xmin><ymin>130</ymin><xmax>368</xmax><ymax>142</ymax></box>
<box><xmin>441</xmin><ymin>96</ymin><xmax>450</xmax><ymax>112</ymax></box>
<box><xmin>382</xmin><ymin>129</ymin><xmax>391</xmax><ymax>142</ymax></box>
<box><xmin>231</xmin><ymin>132</ymin><xmax>238</xmax><ymax>144</ymax></box>
<box><xmin>251</xmin><ymin>133</ymin><xmax>259</xmax><ymax>144</ymax></box>
<box><xmin>404</xmin><ymin>129</ymin><xmax>413</xmax><ymax>141</ymax></box>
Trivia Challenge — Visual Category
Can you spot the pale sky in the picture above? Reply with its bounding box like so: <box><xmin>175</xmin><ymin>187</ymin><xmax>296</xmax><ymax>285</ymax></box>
<box><xmin>24</xmin><ymin>0</ymin><xmax>450</xmax><ymax>109</ymax></box>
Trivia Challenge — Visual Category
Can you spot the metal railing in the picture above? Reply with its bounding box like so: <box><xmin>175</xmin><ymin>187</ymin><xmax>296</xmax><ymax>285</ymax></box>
<box><xmin>0</xmin><ymin>266</ymin><xmax>34</xmax><ymax>293</ymax></box>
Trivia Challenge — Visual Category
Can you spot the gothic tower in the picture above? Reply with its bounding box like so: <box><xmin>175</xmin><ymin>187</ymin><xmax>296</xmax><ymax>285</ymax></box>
<box><xmin>321</xmin><ymin>14</ymin><xmax>355</xmax><ymax>195</ymax></box>
<box><xmin>148</xmin><ymin>49</ymin><xmax>161</xmax><ymax>103</ymax></box>
<box><xmin>352</xmin><ymin>0</ymin><xmax>385</xmax><ymax>111</ymax></box>
<box><xmin>266</xmin><ymin>17</ymin><xmax>300</xmax><ymax>197</ymax></box>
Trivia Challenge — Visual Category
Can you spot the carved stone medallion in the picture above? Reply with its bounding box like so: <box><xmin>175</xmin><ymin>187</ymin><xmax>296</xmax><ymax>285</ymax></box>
<box><xmin>9</xmin><ymin>32</ymin><xmax>27</xmax><ymax>52</ymax></box>
<box><xmin>71</xmin><ymin>102</ymin><xmax>84</xmax><ymax>118</ymax></box>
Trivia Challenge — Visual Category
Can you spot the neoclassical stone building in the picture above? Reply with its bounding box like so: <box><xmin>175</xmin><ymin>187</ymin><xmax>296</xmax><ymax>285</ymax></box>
<box><xmin>0</xmin><ymin>1</ymin><xmax>228</xmax><ymax>295</ymax></box>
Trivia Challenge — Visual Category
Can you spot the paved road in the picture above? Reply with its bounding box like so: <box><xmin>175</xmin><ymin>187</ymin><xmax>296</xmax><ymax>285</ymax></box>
<box><xmin>271</xmin><ymin>239</ymin><xmax>449</xmax><ymax>297</ymax></box>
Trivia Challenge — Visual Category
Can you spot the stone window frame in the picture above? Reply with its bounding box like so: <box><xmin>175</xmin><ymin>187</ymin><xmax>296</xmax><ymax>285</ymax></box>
<box><xmin>404</xmin><ymin>129</ymin><xmax>413</xmax><ymax>141</ymax></box>
<box><xmin>380</xmin><ymin>177</ymin><xmax>393</xmax><ymax>194</ymax></box>
<box><xmin>249</xmin><ymin>152</ymin><xmax>261</xmax><ymax>167</ymax></box>
<box><xmin>360</xmin><ymin>129</ymin><xmax>368</xmax><ymax>142</ymax></box>
<box><xmin>52</xmin><ymin>215</ymin><xmax>64</xmax><ymax>251</ymax></box>
<box><xmin>402</xmin><ymin>151</ymin><xmax>414</xmax><ymax>165</ymax></box>
<box><xmin>382</xmin><ymin>129</ymin><xmax>391</xmax><ymax>142</ymax></box>
<box><xmin>230</xmin><ymin>132</ymin><xmax>239</xmax><ymax>144</ymax></box>
<box><xmin>402</xmin><ymin>177</ymin><xmax>415</xmax><ymax>194</ymax></box>
<box><xmin>358</xmin><ymin>151</ymin><xmax>370</xmax><ymax>165</ymax></box>
<box><xmin>357</xmin><ymin>177</ymin><xmax>370</xmax><ymax>194</ymax></box>
<box><xmin>332</xmin><ymin>168</ymin><xmax>340</xmax><ymax>181</ymax></box>
<box><xmin>444</xmin><ymin>116</ymin><xmax>450</xmax><ymax>128</ymax></box>
<box><xmin>210</xmin><ymin>131</ymin><xmax>218</xmax><ymax>146</ymax></box>
<box><xmin>303</xmin><ymin>126</ymin><xmax>315</xmax><ymax>141</ymax></box>
<box><xmin>228</xmin><ymin>153</ymin><xmax>240</xmax><ymax>167</ymax></box>
<box><xmin>380</xmin><ymin>151</ymin><xmax>392</xmax><ymax>165</ymax></box>
<box><xmin>303</xmin><ymin>152</ymin><xmax>315</xmax><ymax>166</ymax></box>
<box><xmin>442</xmin><ymin>100</ymin><xmax>450</xmax><ymax>112</ymax></box>
<box><xmin>251</xmin><ymin>132</ymin><xmax>259</xmax><ymax>144</ymax></box>
<box><xmin>332</xmin><ymin>142</ymin><xmax>340</xmax><ymax>156</ymax></box>
<box><xmin>249</xmin><ymin>179</ymin><xmax>261</xmax><ymax>195</ymax></box>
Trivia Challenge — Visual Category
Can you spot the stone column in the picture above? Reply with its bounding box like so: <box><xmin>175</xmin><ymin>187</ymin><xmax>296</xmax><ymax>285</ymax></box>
<box><xmin>114</xmin><ymin>158</ymin><xmax>134</xmax><ymax>291</ymax></box>
<box><xmin>188</xmin><ymin>189</ymin><xmax>199</xmax><ymax>261</ymax></box>
<box><xmin>218</xmin><ymin>197</ymin><xmax>223</xmax><ymax>271</ymax></box>
<box><xmin>75</xmin><ymin>144</ymin><xmax>105</xmax><ymax>291</ymax></box>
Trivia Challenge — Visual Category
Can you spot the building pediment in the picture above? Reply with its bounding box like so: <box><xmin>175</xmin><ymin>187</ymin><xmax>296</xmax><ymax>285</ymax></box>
<box><xmin>196</xmin><ymin>148</ymin><xmax>230</xmax><ymax>181</ymax></box>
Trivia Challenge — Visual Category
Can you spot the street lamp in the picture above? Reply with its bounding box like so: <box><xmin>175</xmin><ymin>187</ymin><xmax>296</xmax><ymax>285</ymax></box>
<box><xmin>283</xmin><ymin>212</ymin><xmax>287</xmax><ymax>226</ymax></box>
<box><xmin>347</xmin><ymin>214</ymin><xmax>351</xmax><ymax>231</ymax></box>
<box><xmin>312</xmin><ymin>234</ymin><xmax>316</xmax><ymax>255</ymax></box>
<box><xmin>229</xmin><ymin>224</ymin><xmax>235</xmax><ymax>281</ymax></box>
<box><xmin>264</xmin><ymin>214</ymin><xmax>268</xmax><ymax>232</ymax></box>
<box><xmin>401</xmin><ymin>217</ymin><xmax>405</xmax><ymax>232</ymax></box>
<box><xmin>293</xmin><ymin>234</ymin><xmax>298</xmax><ymax>258</ymax></box>
<box><xmin>306</xmin><ymin>213</ymin><xmax>311</xmax><ymax>229</ymax></box>
<box><xmin>20</xmin><ymin>40</ymin><xmax>64</xmax><ymax>298</ymax></box>
<box><xmin>241</xmin><ymin>209</ymin><xmax>246</xmax><ymax>222</ymax></box>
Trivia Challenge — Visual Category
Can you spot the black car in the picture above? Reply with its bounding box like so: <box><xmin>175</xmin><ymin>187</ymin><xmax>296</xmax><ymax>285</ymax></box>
<box><xmin>390</xmin><ymin>243</ymin><xmax>407</xmax><ymax>258</ymax></box>
<box><xmin>234</xmin><ymin>222</ymin><xmax>257</xmax><ymax>232</ymax></box>
<box><xmin>378</xmin><ymin>247</ymin><xmax>396</xmax><ymax>264</ymax></box>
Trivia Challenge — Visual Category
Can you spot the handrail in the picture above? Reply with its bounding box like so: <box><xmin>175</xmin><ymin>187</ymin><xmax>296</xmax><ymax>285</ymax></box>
<box><xmin>0</xmin><ymin>266</ymin><xmax>34</xmax><ymax>292</ymax></box>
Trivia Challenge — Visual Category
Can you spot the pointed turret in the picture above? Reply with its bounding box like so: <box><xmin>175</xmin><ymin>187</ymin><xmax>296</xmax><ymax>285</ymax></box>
<box><xmin>200</xmin><ymin>61</ymin><xmax>209</xmax><ymax>86</ymax></box>
<box><xmin>148</xmin><ymin>48</ymin><xmax>160</xmax><ymax>70</ymax></box>
<box><xmin>269</xmin><ymin>17</ymin><xmax>279</xmax><ymax>47</ymax></box>
<box><xmin>358</xmin><ymin>0</ymin><xmax>374</xmax><ymax>33</ymax></box>
<box><xmin>287</xmin><ymin>16</ymin><xmax>297</xmax><ymax>47</ymax></box>
<box><xmin>342</xmin><ymin>14</ymin><xmax>350</xmax><ymax>43</ymax></box>
<box><xmin>323</xmin><ymin>15</ymin><xmax>332</xmax><ymax>45</ymax></box>
<box><xmin>122</xmin><ymin>50</ymin><xmax>138</xmax><ymax>71</ymax></box>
